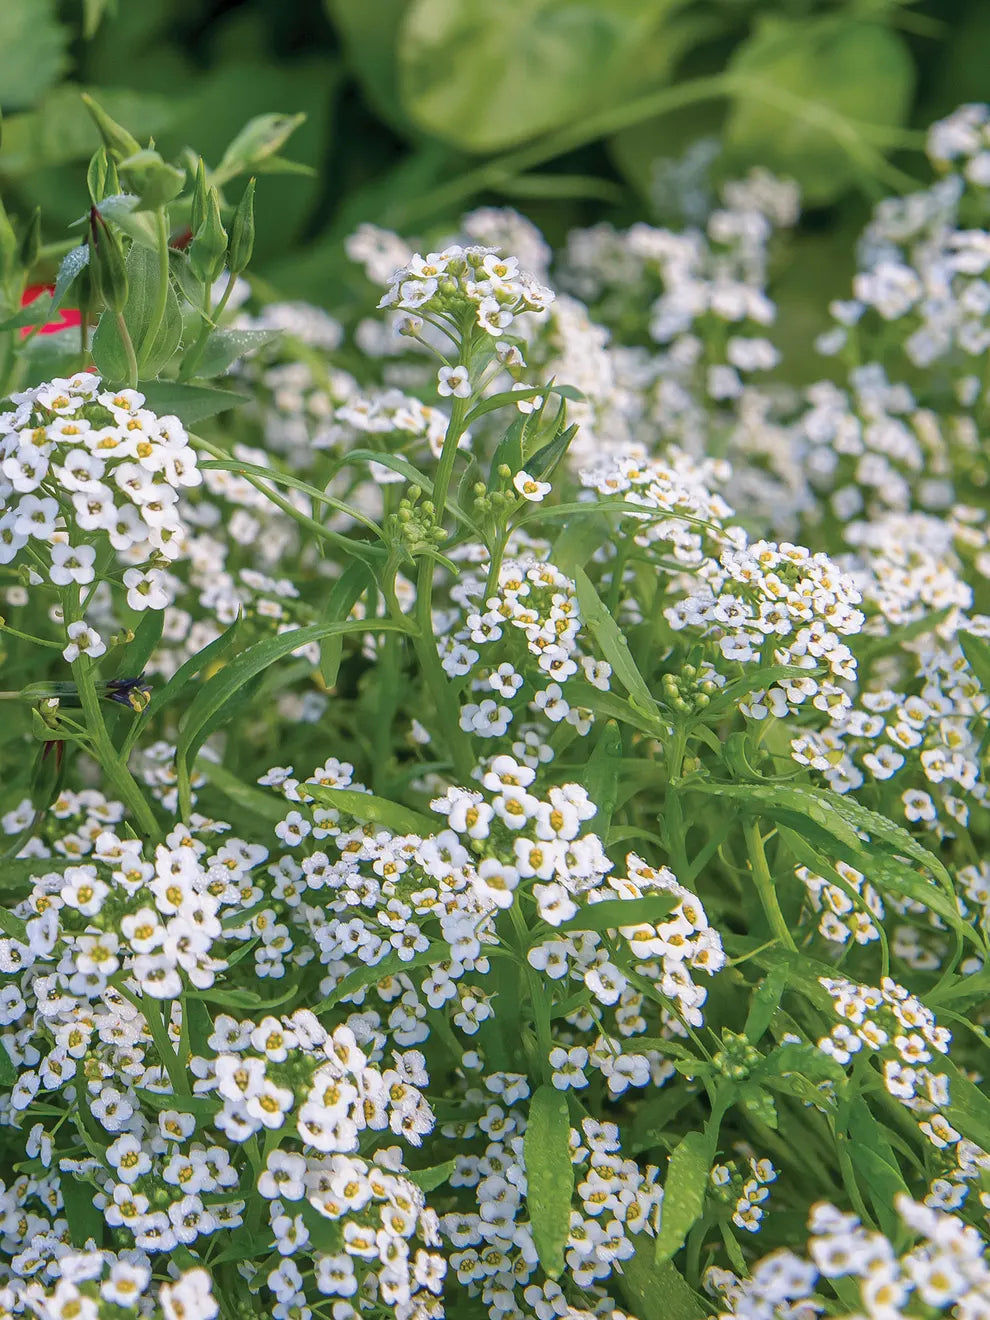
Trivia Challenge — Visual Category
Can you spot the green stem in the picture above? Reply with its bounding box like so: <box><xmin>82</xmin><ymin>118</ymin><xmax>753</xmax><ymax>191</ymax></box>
<box><xmin>742</xmin><ymin>817</ymin><xmax>797</xmax><ymax>952</ymax></box>
<box><xmin>61</xmin><ymin>592</ymin><xmax>159</xmax><ymax>839</ymax></box>
<box><xmin>414</xmin><ymin>389</ymin><xmax>476</xmax><ymax>780</ymax></box>
<box><xmin>137</xmin><ymin>209</ymin><xmax>171</xmax><ymax>373</ymax></box>
<box><xmin>117</xmin><ymin>983</ymin><xmax>189</xmax><ymax>1095</ymax></box>
<box><xmin>116</xmin><ymin>312</ymin><xmax>139</xmax><ymax>390</ymax></box>
<box><xmin>179</xmin><ymin>273</ymin><xmax>236</xmax><ymax>381</ymax></box>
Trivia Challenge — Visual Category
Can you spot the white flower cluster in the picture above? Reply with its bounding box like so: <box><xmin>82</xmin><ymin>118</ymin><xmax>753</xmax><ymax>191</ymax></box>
<box><xmin>378</xmin><ymin>245</ymin><xmax>555</xmax><ymax>338</ymax></box>
<box><xmin>817</xmin><ymin>975</ymin><xmax>960</xmax><ymax>1149</ymax></box>
<box><xmin>440</xmin><ymin>554</ymin><xmax>609</xmax><ymax>741</ymax></box>
<box><xmin>443</xmin><ymin>1106</ymin><xmax>661</xmax><ymax>1308</ymax></box>
<box><xmin>0</xmin><ymin>375</ymin><xmax>200</xmax><ymax>611</ymax></box>
<box><xmin>707</xmin><ymin>1196</ymin><xmax>990</xmax><ymax>1319</ymax></box>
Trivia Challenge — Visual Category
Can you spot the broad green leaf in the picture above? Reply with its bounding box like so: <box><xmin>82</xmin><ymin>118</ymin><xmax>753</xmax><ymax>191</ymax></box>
<box><xmin>92</xmin><ymin>245</ymin><xmax>182</xmax><ymax>384</ymax></box>
<box><xmin>0</xmin><ymin>0</ymin><xmax>69</xmax><ymax>112</ymax></box>
<box><xmin>137</xmin><ymin>381</ymin><xmax>250</xmax><ymax>425</ymax></box>
<box><xmin>724</xmin><ymin>17</ymin><xmax>913</xmax><ymax>204</ymax></box>
<box><xmin>0</xmin><ymin>88</ymin><xmax>175</xmax><ymax>178</ymax></box>
<box><xmin>192</xmin><ymin>328</ymin><xmax>282</xmax><ymax>379</ymax></box>
<box><xmin>554</xmin><ymin>894</ymin><xmax>679</xmax><ymax>939</ymax></box>
<box><xmin>398</xmin><ymin>0</ymin><xmax>680</xmax><ymax>153</ymax></box>
<box><xmin>654</xmin><ymin>1128</ymin><xmax>713</xmax><ymax>1262</ymax></box>
<box><xmin>94</xmin><ymin>193</ymin><xmax>160</xmax><ymax>250</ymax></box>
<box><xmin>313</xmin><ymin>942</ymin><xmax>452</xmax><ymax>1012</ymax></box>
<box><xmin>755</xmin><ymin>1041</ymin><xmax>847</xmax><ymax>1087</ymax></box>
<box><xmin>524</xmin><ymin>1084</ymin><xmax>574</xmax><ymax>1280</ymax></box>
<box><xmin>573</xmin><ymin>567</ymin><xmax>657</xmax><ymax>715</ymax></box>
<box><xmin>304</xmin><ymin>784</ymin><xmax>435</xmax><ymax>837</ymax></box>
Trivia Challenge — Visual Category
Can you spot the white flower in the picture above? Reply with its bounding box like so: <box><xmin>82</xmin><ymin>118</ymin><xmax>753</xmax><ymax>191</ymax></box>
<box><xmin>513</xmin><ymin>469</ymin><xmax>552</xmax><ymax>502</ymax></box>
<box><xmin>49</xmin><ymin>541</ymin><xmax>96</xmax><ymax>586</ymax></box>
<box><xmin>437</xmin><ymin>365</ymin><xmax>471</xmax><ymax>398</ymax></box>
<box><xmin>62</xmin><ymin>620</ymin><xmax>106</xmax><ymax>664</ymax></box>
<box><xmin>123</xmin><ymin>567</ymin><xmax>170</xmax><ymax>611</ymax></box>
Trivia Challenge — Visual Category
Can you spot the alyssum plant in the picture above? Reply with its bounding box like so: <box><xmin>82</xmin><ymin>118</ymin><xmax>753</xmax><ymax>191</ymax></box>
<box><xmin>0</xmin><ymin>93</ymin><xmax>990</xmax><ymax>1320</ymax></box>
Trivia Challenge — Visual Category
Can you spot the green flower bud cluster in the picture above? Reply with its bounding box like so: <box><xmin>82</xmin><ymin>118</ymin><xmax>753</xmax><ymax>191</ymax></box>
<box><xmin>713</xmin><ymin>1030</ymin><xmax>763</xmax><ymax>1082</ymax></box>
<box><xmin>385</xmin><ymin>488</ymin><xmax>446</xmax><ymax>558</ymax></box>
<box><xmin>660</xmin><ymin>663</ymin><xmax>720</xmax><ymax>715</ymax></box>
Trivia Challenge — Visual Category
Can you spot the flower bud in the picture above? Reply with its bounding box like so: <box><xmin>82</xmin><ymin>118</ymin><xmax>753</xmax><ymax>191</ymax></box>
<box><xmin>119</xmin><ymin>148</ymin><xmax>185</xmax><ymax>211</ymax></box>
<box><xmin>87</xmin><ymin>147</ymin><xmax>120</xmax><ymax>204</ymax></box>
<box><xmin>88</xmin><ymin>208</ymin><xmax>129</xmax><ymax>314</ymax></box>
<box><xmin>80</xmin><ymin>92</ymin><xmax>142</xmax><ymax>159</ymax></box>
<box><xmin>228</xmin><ymin>178</ymin><xmax>255</xmax><ymax>275</ymax></box>
<box><xmin>188</xmin><ymin>188</ymin><xmax>227</xmax><ymax>284</ymax></box>
<box><xmin>190</xmin><ymin>158</ymin><xmax>208</xmax><ymax>236</ymax></box>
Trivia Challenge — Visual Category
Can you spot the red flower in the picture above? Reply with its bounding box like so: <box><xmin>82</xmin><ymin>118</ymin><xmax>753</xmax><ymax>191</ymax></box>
<box><xmin>20</xmin><ymin>284</ymin><xmax>82</xmax><ymax>338</ymax></box>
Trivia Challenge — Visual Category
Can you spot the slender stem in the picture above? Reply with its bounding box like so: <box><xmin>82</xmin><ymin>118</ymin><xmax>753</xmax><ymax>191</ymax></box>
<box><xmin>137</xmin><ymin>209</ymin><xmax>171</xmax><ymax>373</ymax></box>
<box><xmin>116</xmin><ymin>312</ymin><xmax>139</xmax><ymax>390</ymax></box>
<box><xmin>743</xmin><ymin>817</ymin><xmax>797</xmax><ymax>952</ymax></box>
<box><xmin>61</xmin><ymin>590</ymin><xmax>159</xmax><ymax>839</ymax></box>
<box><xmin>179</xmin><ymin>274</ymin><xmax>236</xmax><ymax>381</ymax></box>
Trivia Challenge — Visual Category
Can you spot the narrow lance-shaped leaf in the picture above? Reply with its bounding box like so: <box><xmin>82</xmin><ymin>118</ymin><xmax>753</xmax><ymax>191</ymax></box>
<box><xmin>524</xmin><ymin>1084</ymin><xmax>574</xmax><ymax>1280</ymax></box>
<box><xmin>654</xmin><ymin>1128</ymin><xmax>714</xmax><ymax>1263</ymax></box>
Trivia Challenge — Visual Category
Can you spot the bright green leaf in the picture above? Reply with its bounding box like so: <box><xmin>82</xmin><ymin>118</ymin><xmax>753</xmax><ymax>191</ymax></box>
<box><xmin>524</xmin><ymin>1084</ymin><xmax>573</xmax><ymax>1279</ymax></box>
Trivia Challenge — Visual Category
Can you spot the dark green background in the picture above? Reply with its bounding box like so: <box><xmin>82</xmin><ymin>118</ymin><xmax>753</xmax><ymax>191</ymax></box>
<box><xmin>2</xmin><ymin>0</ymin><xmax>986</xmax><ymax>313</ymax></box>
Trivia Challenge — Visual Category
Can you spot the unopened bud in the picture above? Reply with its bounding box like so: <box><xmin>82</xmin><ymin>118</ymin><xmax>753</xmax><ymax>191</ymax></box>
<box><xmin>88</xmin><ymin>208</ymin><xmax>129</xmax><ymax>313</ymax></box>
<box><xmin>81</xmin><ymin>93</ymin><xmax>141</xmax><ymax>159</ymax></box>
<box><xmin>228</xmin><ymin>178</ymin><xmax>255</xmax><ymax>275</ymax></box>
<box><xmin>188</xmin><ymin>188</ymin><xmax>227</xmax><ymax>284</ymax></box>
<box><xmin>119</xmin><ymin>148</ymin><xmax>185</xmax><ymax>211</ymax></box>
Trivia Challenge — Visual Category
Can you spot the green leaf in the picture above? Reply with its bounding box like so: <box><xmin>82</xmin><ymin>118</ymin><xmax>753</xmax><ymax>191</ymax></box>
<box><xmin>738</xmin><ymin>1083</ymin><xmax>778</xmax><ymax>1128</ymax></box>
<box><xmin>144</xmin><ymin>616</ymin><xmax>243</xmax><ymax>721</ymax></box>
<box><xmin>313</xmin><ymin>942</ymin><xmax>452</xmax><ymax>1012</ymax></box>
<box><xmin>195</xmin><ymin>759</ymin><xmax>287</xmax><ymax>824</ymax></box>
<box><xmin>91</xmin><ymin>244</ymin><xmax>182</xmax><ymax>384</ymax></box>
<box><xmin>846</xmin><ymin>1100</ymin><xmax>910</xmax><ymax>1240</ymax></box>
<box><xmin>192</xmin><ymin>328</ymin><xmax>282</xmax><ymax>379</ymax></box>
<box><xmin>52</xmin><ymin>244</ymin><xmax>89</xmax><ymax>310</ymax></box>
<box><xmin>82</xmin><ymin>0</ymin><xmax>116</xmax><ymax>40</ymax></box>
<box><xmin>584</xmin><ymin>720</ymin><xmax>622</xmax><ymax>837</ymax></box>
<box><xmin>319</xmin><ymin>562</ymin><xmax>374</xmax><ymax>688</ymax></box>
<box><xmin>115</xmin><ymin>609</ymin><xmax>165</xmax><ymax>680</ymax></box>
<box><xmin>654</xmin><ymin>1128</ymin><xmax>713</xmax><ymax>1263</ymax></box>
<box><xmin>137</xmin><ymin>381</ymin><xmax>250</xmax><ymax>425</ymax></box>
<box><xmin>573</xmin><ymin>567</ymin><xmax>657</xmax><ymax>715</ymax></box>
<box><xmin>61</xmin><ymin>1175</ymin><xmax>103</xmax><ymax>1247</ymax></box>
<box><xmin>324</xmin><ymin>0</ymin><xmax>410</xmax><ymax>129</ymax></box>
<box><xmin>0</xmin><ymin>907</ymin><xmax>28</xmax><ymax>943</ymax></box>
<box><xmin>943</xmin><ymin>1058</ymin><xmax>990</xmax><ymax>1152</ymax></box>
<box><xmin>0</xmin><ymin>0</ymin><xmax>69</xmax><ymax>112</ymax></box>
<box><xmin>176</xmin><ymin>620</ymin><xmax>410</xmax><ymax>801</ymax></box>
<box><xmin>554</xmin><ymin>894</ymin><xmax>679</xmax><ymax>939</ymax></box>
<box><xmin>304</xmin><ymin>784</ymin><xmax>434</xmax><ymax>837</ymax></box>
<box><xmin>406</xmin><ymin>1159</ymin><xmax>457</xmax><ymax>1192</ymax></box>
<box><xmin>524</xmin><ymin>1084</ymin><xmax>574</xmax><ymax>1280</ymax></box>
<box><xmin>134</xmin><ymin>1088</ymin><xmax>221</xmax><ymax>1119</ymax></box>
<box><xmin>93</xmin><ymin>193</ymin><xmax>160</xmax><ymax>250</ymax></box>
<box><xmin>398</xmin><ymin>0</ymin><xmax>681</xmax><ymax>153</ymax></box>
<box><xmin>960</xmin><ymin>631</ymin><xmax>990</xmax><ymax>696</ymax></box>
<box><xmin>724</xmin><ymin>17</ymin><xmax>914</xmax><ymax>205</ymax></box>
<box><xmin>617</xmin><ymin>1241</ymin><xmax>706</xmax><ymax>1320</ymax></box>
<box><xmin>0</xmin><ymin>1040</ymin><xmax>16</xmax><ymax>1086</ymax></box>
<box><xmin>744</xmin><ymin>963</ymin><xmax>789</xmax><ymax>1045</ymax></box>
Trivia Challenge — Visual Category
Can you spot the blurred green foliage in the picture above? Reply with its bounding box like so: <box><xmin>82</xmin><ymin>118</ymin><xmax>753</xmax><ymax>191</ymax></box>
<box><xmin>0</xmin><ymin>0</ymin><xmax>987</xmax><ymax>309</ymax></box>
